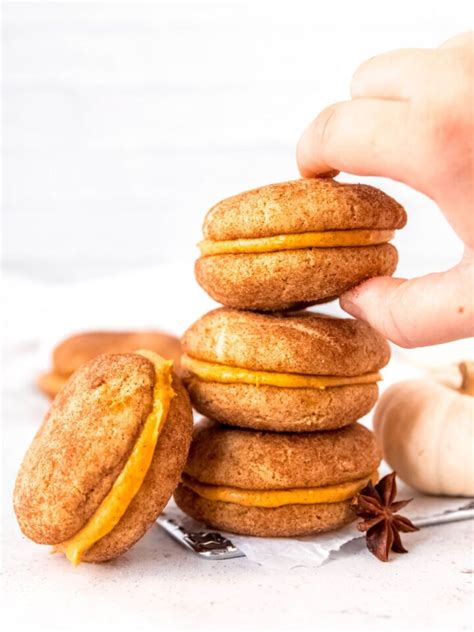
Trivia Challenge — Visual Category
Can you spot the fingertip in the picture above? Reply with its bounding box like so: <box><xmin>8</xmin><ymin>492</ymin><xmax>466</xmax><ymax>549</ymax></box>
<box><xmin>339</xmin><ymin>298</ymin><xmax>362</xmax><ymax>321</ymax></box>
<box><xmin>339</xmin><ymin>283</ymin><xmax>367</xmax><ymax>319</ymax></box>
<box><xmin>296</xmin><ymin>124</ymin><xmax>317</xmax><ymax>177</ymax></box>
<box><xmin>341</xmin><ymin>277</ymin><xmax>419</xmax><ymax>347</ymax></box>
<box><xmin>296</xmin><ymin>107</ymin><xmax>342</xmax><ymax>178</ymax></box>
<box><xmin>341</xmin><ymin>269</ymin><xmax>474</xmax><ymax>348</ymax></box>
<box><xmin>340</xmin><ymin>276</ymin><xmax>404</xmax><ymax>326</ymax></box>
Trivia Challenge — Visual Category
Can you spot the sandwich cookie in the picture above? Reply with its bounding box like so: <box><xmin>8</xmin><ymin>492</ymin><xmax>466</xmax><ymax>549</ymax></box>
<box><xmin>181</xmin><ymin>308</ymin><xmax>390</xmax><ymax>432</ymax></box>
<box><xmin>15</xmin><ymin>350</ymin><xmax>193</xmax><ymax>565</ymax></box>
<box><xmin>196</xmin><ymin>178</ymin><xmax>406</xmax><ymax>311</ymax></box>
<box><xmin>38</xmin><ymin>330</ymin><xmax>182</xmax><ymax>399</ymax></box>
<box><xmin>174</xmin><ymin>419</ymin><xmax>382</xmax><ymax>537</ymax></box>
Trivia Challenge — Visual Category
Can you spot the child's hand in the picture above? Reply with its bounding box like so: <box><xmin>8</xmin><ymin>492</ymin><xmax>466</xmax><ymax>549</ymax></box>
<box><xmin>297</xmin><ymin>32</ymin><xmax>474</xmax><ymax>348</ymax></box>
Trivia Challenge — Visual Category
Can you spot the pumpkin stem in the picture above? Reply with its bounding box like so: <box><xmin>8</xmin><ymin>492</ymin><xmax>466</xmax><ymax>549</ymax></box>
<box><xmin>459</xmin><ymin>361</ymin><xmax>474</xmax><ymax>396</ymax></box>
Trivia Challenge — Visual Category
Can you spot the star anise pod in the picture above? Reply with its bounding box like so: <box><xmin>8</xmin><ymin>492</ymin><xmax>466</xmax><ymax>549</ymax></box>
<box><xmin>351</xmin><ymin>471</ymin><xmax>419</xmax><ymax>562</ymax></box>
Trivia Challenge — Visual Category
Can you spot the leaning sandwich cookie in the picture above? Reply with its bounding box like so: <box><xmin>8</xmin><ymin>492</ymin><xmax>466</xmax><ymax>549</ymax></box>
<box><xmin>37</xmin><ymin>330</ymin><xmax>182</xmax><ymax>399</ymax></box>
<box><xmin>14</xmin><ymin>350</ymin><xmax>193</xmax><ymax>565</ymax></box>
<box><xmin>195</xmin><ymin>178</ymin><xmax>406</xmax><ymax>311</ymax></box>
<box><xmin>174</xmin><ymin>419</ymin><xmax>381</xmax><ymax>537</ymax></box>
<box><xmin>181</xmin><ymin>308</ymin><xmax>390</xmax><ymax>432</ymax></box>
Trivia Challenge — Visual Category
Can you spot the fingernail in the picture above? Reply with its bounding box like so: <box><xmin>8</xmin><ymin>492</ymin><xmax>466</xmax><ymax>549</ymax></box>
<box><xmin>340</xmin><ymin>292</ymin><xmax>363</xmax><ymax>319</ymax></box>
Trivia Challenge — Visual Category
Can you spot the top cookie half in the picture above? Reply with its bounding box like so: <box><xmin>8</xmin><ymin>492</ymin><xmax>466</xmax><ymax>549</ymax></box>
<box><xmin>196</xmin><ymin>178</ymin><xmax>406</xmax><ymax>311</ymax></box>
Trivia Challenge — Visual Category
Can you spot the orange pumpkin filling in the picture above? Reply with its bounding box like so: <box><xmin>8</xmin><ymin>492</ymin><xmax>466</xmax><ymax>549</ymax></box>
<box><xmin>54</xmin><ymin>351</ymin><xmax>175</xmax><ymax>566</ymax></box>
<box><xmin>182</xmin><ymin>472</ymin><xmax>378</xmax><ymax>508</ymax></box>
<box><xmin>181</xmin><ymin>355</ymin><xmax>381</xmax><ymax>389</ymax></box>
<box><xmin>198</xmin><ymin>229</ymin><xmax>394</xmax><ymax>256</ymax></box>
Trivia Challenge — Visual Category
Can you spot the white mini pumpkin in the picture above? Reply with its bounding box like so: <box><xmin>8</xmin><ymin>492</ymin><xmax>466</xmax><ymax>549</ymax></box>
<box><xmin>374</xmin><ymin>362</ymin><xmax>474</xmax><ymax>496</ymax></box>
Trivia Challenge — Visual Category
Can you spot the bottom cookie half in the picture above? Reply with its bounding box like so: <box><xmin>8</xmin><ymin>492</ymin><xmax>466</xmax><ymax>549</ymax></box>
<box><xmin>174</xmin><ymin>484</ymin><xmax>355</xmax><ymax>537</ymax></box>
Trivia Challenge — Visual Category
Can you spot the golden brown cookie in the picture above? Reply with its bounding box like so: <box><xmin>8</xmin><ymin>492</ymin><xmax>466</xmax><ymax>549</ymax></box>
<box><xmin>181</xmin><ymin>308</ymin><xmax>389</xmax><ymax>431</ymax></box>
<box><xmin>195</xmin><ymin>178</ymin><xmax>406</xmax><ymax>311</ymax></box>
<box><xmin>15</xmin><ymin>351</ymin><xmax>193</xmax><ymax>564</ymax></box>
<box><xmin>174</xmin><ymin>419</ymin><xmax>381</xmax><ymax>537</ymax></box>
<box><xmin>37</xmin><ymin>330</ymin><xmax>182</xmax><ymax>399</ymax></box>
<box><xmin>37</xmin><ymin>371</ymin><xmax>68</xmax><ymax>399</ymax></box>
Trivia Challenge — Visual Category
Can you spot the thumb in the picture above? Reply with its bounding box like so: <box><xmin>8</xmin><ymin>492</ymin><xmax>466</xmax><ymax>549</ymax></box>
<box><xmin>339</xmin><ymin>261</ymin><xmax>474</xmax><ymax>348</ymax></box>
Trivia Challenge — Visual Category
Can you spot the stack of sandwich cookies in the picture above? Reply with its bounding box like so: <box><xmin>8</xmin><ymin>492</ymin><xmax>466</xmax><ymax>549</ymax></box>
<box><xmin>37</xmin><ymin>330</ymin><xmax>182</xmax><ymax>399</ymax></box>
<box><xmin>15</xmin><ymin>350</ymin><xmax>193</xmax><ymax>564</ymax></box>
<box><xmin>196</xmin><ymin>178</ymin><xmax>406</xmax><ymax>311</ymax></box>
<box><xmin>173</xmin><ymin>177</ymin><xmax>403</xmax><ymax>538</ymax></box>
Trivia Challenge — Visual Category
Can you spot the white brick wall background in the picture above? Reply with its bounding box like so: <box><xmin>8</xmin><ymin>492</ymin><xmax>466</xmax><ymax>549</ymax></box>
<box><xmin>3</xmin><ymin>1</ymin><xmax>470</xmax><ymax>281</ymax></box>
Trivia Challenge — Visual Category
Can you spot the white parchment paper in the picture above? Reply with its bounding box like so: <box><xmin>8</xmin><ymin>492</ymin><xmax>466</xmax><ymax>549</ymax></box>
<box><xmin>164</xmin><ymin>489</ymin><xmax>470</xmax><ymax>570</ymax></box>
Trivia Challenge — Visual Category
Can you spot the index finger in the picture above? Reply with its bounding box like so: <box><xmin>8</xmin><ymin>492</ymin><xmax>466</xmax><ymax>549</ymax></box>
<box><xmin>296</xmin><ymin>98</ymin><xmax>416</xmax><ymax>184</ymax></box>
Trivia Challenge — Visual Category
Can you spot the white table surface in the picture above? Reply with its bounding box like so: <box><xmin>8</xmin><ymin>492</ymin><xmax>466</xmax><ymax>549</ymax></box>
<box><xmin>2</xmin><ymin>265</ymin><xmax>473</xmax><ymax>632</ymax></box>
<box><xmin>3</xmin><ymin>502</ymin><xmax>473</xmax><ymax>632</ymax></box>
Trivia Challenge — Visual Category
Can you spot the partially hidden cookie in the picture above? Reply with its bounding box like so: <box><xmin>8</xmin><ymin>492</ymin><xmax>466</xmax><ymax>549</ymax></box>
<box><xmin>37</xmin><ymin>330</ymin><xmax>182</xmax><ymax>398</ymax></box>
<box><xmin>181</xmin><ymin>308</ymin><xmax>390</xmax><ymax>432</ymax></box>
<box><xmin>195</xmin><ymin>178</ymin><xmax>406</xmax><ymax>311</ymax></box>
<box><xmin>15</xmin><ymin>350</ymin><xmax>193</xmax><ymax>565</ymax></box>
<box><xmin>174</xmin><ymin>419</ymin><xmax>381</xmax><ymax>537</ymax></box>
